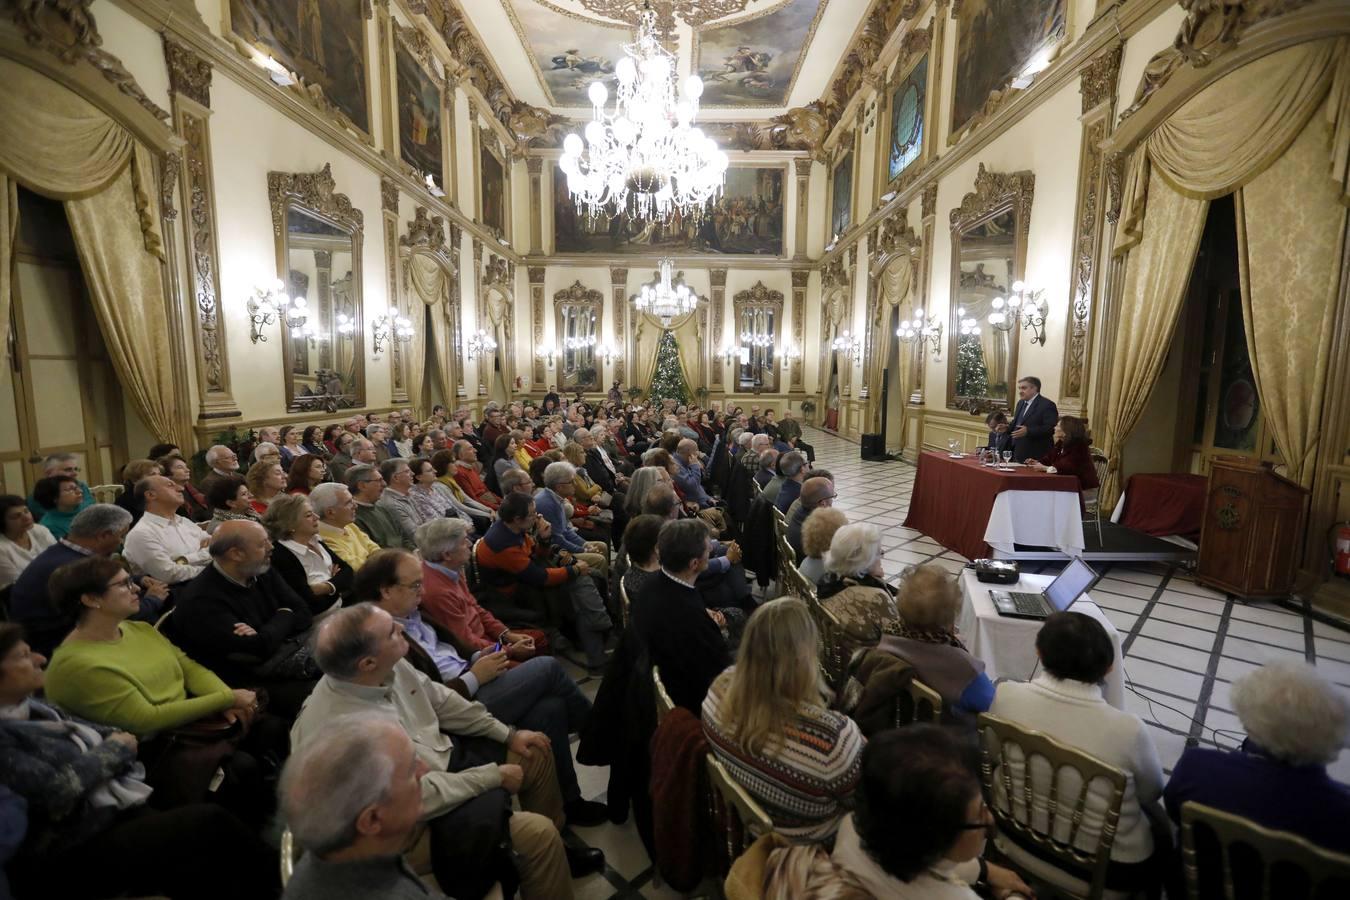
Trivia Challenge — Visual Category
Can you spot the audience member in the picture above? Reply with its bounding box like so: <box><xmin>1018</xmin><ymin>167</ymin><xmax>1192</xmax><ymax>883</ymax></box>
<box><xmin>1165</xmin><ymin>660</ymin><xmax>1350</xmax><ymax>854</ymax></box>
<box><xmin>818</xmin><ymin>523</ymin><xmax>899</xmax><ymax>646</ymax></box>
<box><xmin>786</xmin><ymin>475</ymin><xmax>836</xmax><ymax>559</ymax></box>
<box><xmin>301</xmin><ymin>425</ymin><xmax>329</xmax><ymax>459</ymax></box>
<box><xmin>357</xmin><ymin>549</ymin><xmax>606</xmax><ymax>826</ymax></box>
<box><xmin>121</xmin><ymin>475</ymin><xmax>211</xmax><ymax>586</ymax></box>
<box><xmin>285</xmin><ymin>454</ymin><xmax>328</xmax><ymax>495</ymax></box>
<box><xmin>448</xmin><ymin>441</ymin><xmax>500</xmax><ymax>509</ymax></box>
<box><xmin>535</xmin><ymin>461</ymin><xmax>609</xmax><ymax>577</ymax></box>
<box><xmin>33</xmin><ymin>475</ymin><xmax>85</xmax><ymax>540</ymax></box>
<box><xmin>798</xmin><ymin>507</ymin><xmax>848</xmax><ymax>587</ymax></box>
<box><xmin>204</xmin><ymin>474</ymin><xmax>261</xmax><ymax>534</ymax></box>
<box><xmin>346</xmin><ymin>464</ymin><xmax>414</xmax><ymax>550</ymax></box>
<box><xmin>773</xmin><ymin>450</ymin><xmax>808</xmax><ymax>514</ymax></box>
<box><xmin>327</xmin><ymin>432</ymin><xmax>358</xmax><ymax>483</ymax></box>
<box><xmin>376</xmin><ymin>459</ymin><xmax>426</xmax><ymax>546</ymax></box>
<box><xmin>116</xmin><ymin>458</ymin><xmax>164</xmax><ymax>523</ymax></box>
<box><xmin>989</xmin><ymin>611</ymin><xmax>1165</xmax><ymax>889</ymax></box>
<box><xmin>312</xmin><ymin>482</ymin><xmax>380</xmax><ymax>571</ymax></box>
<box><xmin>291</xmin><ymin>604</ymin><xmax>604</xmax><ymax>898</ymax></box>
<box><xmin>630</xmin><ymin>519</ymin><xmax>730</xmax><ymax>711</ymax></box>
<box><xmin>832</xmin><ymin>725</ymin><xmax>1030</xmax><ymax>900</ymax></box>
<box><xmin>885</xmin><ymin>564</ymin><xmax>994</xmax><ymax>718</ymax></box>
<box><xmin>245</xmin><ymin>459</ymin><xmax>286</xmax><ymax>513</ymax></box>
<box><xmin>198</xmin><ymin>444</ymin><xmax>241</xmax><ymax>497</ymax></box>
<box><xmin>622</xmin><ymin>465</ymin><xmax>670</xmax><ymax>521</ymax></box>
<box><xmin>754</xmin><ymin>448</ymin><xmax>779</xmax><ymax>491</ymax></box>
<box><xmin>704</xmin><ymin>598</ymin><xmax>863</xmax><ymax>842</ymax></box>
<box><xmin>170</xmin><ymin>520</ymin><xmax>317</xmax><ymax>717</ymax></box>
<box><xmin>264</xmin><ymin>493</ymin><xmax>350</xmax><ymax>619</ymax></box>
<box><xmin>25</xmin><ymin>454</ymin><xmax>94</xmax><ymax>519</ymax></box>
<box><xmin>410</xmin><ymin>456</ymin><xmax>489</xmax><ymax>534</ymax></box>
<box><xmin>279</xmin><ymin>426</ymin><xmax>305</xmax><ymax>470</ymax></box>
<box><xmin>0</xmin><ymin>495</ymin><xmax>55</xmax><ymax>591</ymax></box>
<box><xmin>417</xmin><ymin>518</ymin><xmax>544</xmax><ymax>661</ymax></box>
<box><xmin>0</xmin><ymin>623</ymin><xmax>279</xmax><ymax>900</ymax></box>
<box><xmin>618</xmin><ymin>514</ymin><xmax>664</xmax><ymax>612</ymax></box>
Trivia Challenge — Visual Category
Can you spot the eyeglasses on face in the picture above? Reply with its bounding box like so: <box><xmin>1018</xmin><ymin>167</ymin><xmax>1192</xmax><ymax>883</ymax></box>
<box><xmin>104</xmin><ymin>576</ymin><xmax>135</xmax><ymax>592</ymax></box>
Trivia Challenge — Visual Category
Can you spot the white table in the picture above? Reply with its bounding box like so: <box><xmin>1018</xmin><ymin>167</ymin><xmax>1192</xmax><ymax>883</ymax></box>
<box><xmin>984</xmin><ymin>489</ymin><xmax>1086</xmax><ymax>558</ymax></box>
<box><xmin>957</xmin><ymin>569</ymin><xmax>1125</xmax><ymax>709</ymax></box>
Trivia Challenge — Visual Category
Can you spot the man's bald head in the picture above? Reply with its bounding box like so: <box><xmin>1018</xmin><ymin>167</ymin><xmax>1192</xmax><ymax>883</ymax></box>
<box><xmin>676</xmin><ymin>438</ymin><xmax>698</xmax><ymax>459</ymax></box>
<box><xmin>757</xmin><ymin>448</ymin><xmax>779</xmax><ymax>472</ymax></box>
<box><xmin>802</xmin><ymin>477</ymin><xmax>836</xmax><ymax>510</ymax></box>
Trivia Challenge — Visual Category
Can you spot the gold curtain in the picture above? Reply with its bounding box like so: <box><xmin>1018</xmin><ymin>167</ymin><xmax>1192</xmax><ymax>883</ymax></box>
<box><xmin>65</xmin><ymin>158</ymin><xmax>184</xmax><ymax>447</ymax></box>
<box><xmin>0</xmin><ymin>60</ymin><xmax>178</xmax><ymax>444</ymax></box>
<box><xmin>1236</xmin><ymin>105</ymin><xmax>1347</xmax><ymax>485</ymax></box>
<box><xmin>865</xmin><ymin>256</ymin><xmax>912</xmax><ymax>433</ymax></box>
<box><xmin>0</xmin><ymin>178</ymin><xmax>16</xmax><ymax>358</ymax></box>
<box><xmin>407</xmin><ymin>252</ymin><xmax>458</xmax><ymax>416</ymax></box>
<box><xmin>1100</xmin><ymin>38</ymin><xmax>1349</xmax><ymax>507</ymax></box>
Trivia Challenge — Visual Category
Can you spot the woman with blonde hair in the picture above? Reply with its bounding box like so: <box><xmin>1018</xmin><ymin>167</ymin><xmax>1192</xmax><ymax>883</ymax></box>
<box><xmin>817</xmin><ymin>523</ymin><xmax>899</xmax><ymax>646</ymax></box>
<box><xmin>702</xmin><ymin>597</ymin><xmax>863</xmax><ymax>842</ymax></box>
<box><xmin>244</xmin><ymin>459</ymin><xmax>286</xmax><ymax>514</ymax></box>
<box><xmin>883</xmin><ymin>563</ymin><xmax>995</xmax><ymax>718</ymax></box>
<box><xmin>798</xmin><ymin>507</ymin><xmax>848</xmax><ymax>586</ymax></box>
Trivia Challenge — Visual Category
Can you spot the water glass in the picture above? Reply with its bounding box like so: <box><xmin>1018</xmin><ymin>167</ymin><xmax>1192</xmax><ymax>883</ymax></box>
<box><xmin>1001</xmin><ymin>450</ymin><xmax>1013</xmax><ymax>467</ymax></box>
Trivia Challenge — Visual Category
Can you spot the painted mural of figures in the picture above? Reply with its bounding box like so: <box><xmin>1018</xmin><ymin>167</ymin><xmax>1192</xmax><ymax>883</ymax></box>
<box><xmin>714</xmin><ymin>46</ymin><xmax>772</xmax><ymax>81</ymax></box>
<box><xmin>299</xmin><ymin>0</ymin><xmax>324</xmax><ymax>69</ymax></box>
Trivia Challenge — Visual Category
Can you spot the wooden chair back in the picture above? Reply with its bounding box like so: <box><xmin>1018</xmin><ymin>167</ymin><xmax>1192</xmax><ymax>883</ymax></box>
<box><xmin>976</xmin><ymin>713</ymin><xmax>1128</xmax><ymax>900</ymax></box>
<box><xmin>618</xmin><ymin>573</ymin><xmax>632</xmax><ymax>630</ymax></box>
<box><xmin>1181</xmin><ymin>801</ymin><xmax>1350</xmax><ymax>900</ymax></box>
<box><xmin>706</xmin><ymin>753</ymin><xmax>775</xmax><ymax>872</ymax></box>
<box><xmin>91</xmin><ymin>483</ymin><xmax>124</xmax><ymax>504</ymax></box>
<box><xmin>895</xmin><ymin>676</ymin><xmax>943</xmax><ymax>727</ymax></box>
<box><xmin>652</xmin><ymin>664</ymin><xmax>675</xmax><ymax>724</ymax></box>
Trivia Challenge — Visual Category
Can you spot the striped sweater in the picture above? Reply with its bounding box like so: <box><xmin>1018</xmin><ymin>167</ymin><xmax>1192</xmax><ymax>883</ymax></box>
<box><xmin>701</xmin><ymin>667</ymin><xmax>864</xmax><ymax>842</ymax></box>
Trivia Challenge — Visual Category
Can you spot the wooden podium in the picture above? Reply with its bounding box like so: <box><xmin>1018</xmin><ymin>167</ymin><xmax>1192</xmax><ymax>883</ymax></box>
<box><xmin>1197</xmin><ymin>456</ymin><xmax>1309</xmax><ymax>598</ymax></box>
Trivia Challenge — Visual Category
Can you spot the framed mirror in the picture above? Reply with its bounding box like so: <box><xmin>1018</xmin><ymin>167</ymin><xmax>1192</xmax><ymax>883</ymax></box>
<box><xmin>946</xmin><ymin>165</ymin><xmax>1034</xmax><ymax>411</ymax></box>
<box><xmin>554</xmin><ymin>281</ymin><xmax>603</xmax><ymax>393</ymax></box>
<box><xmin>733</xmin><ymin>281</ymin><xmax>784</xmax><ymax>393</ymax></box>
<box><xmin>269</xmin><ymin>165</ymin><xmax>365</xmax><ymax>413</ymax></box>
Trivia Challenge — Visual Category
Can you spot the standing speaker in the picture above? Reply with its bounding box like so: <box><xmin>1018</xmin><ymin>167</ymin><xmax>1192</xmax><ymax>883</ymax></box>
<box><xmin>860</xmin><ymin>433</ymin><xmax>886</xmax><ymax>460</ymax></box>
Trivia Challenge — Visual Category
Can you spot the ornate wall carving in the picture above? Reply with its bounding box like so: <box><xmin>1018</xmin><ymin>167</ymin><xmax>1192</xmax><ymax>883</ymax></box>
<box><xmin>710</xmin><ymin>268</ymin><xmax>727</xmax><ymax>389</ymax></box>
<box><xmin>268</xmin><ymin>165</ymin><xmax>364</xmax><ymax>236</ymax></box>
<box><xmin>791</xmin><ymin>270</ymin><xmax>808</xmax><ymax>390</ymax></box>
<box><xmin>529</xmin><ymin>266</ymin><xmax>546</xmax><ymax>386</ymax></box>
<box><xmin>610</xmin><ymin>267</ymin><xmax>627</xmax><ymax>385</ymax></box>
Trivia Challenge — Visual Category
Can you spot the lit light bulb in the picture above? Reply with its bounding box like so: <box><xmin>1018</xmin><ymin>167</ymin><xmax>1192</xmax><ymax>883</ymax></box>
<box><xmin>588</xmin><ymin>81</ymin><xmax>608</xmax><ymax>107</ymax></box>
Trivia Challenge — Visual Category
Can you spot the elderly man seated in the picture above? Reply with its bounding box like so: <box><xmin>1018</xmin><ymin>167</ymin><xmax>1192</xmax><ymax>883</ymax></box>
<box><xmin>170</xmin><ymin>520</ymin><xmax>317</xmax><ymax>717</ymax></box>
<box><xmin>753</xmin><ymin>448</ymin><xmax>779</xmax><ymax>491</ymax></box>
<box><xmin>533</xmin><ymin>461</ymin><xmax>609</xmax><ymax>578</ymax></box>
<box><xmin>291</xmin><ymin>605</ymin><xmax>604</xmax><ymax>899</ymax></box>
<box><xmin>449</xmin><ymin>440</ymin><xmax>500</xmax><ymax>509</ymax></box>
<box><xmin>9</xmin><ymin>504</ymin><xmax>166</xmax><ymax>656</ymax></box>
<box><xmin>671</xmin><ymin>439</ymin><xmax>716</xmax><ymax>509</ymax></box>
<box><xmin>355</xmin><ymin>548</ymin><xmax>606</xmax><ymax>827</ymax></box>
<box><xmin>773</xmin><ymin>450</ymin><xmax>809</xmax><ymax>514</ymax></box>
<box><xmin>346</xmin><ymin>465</ymin><xmax>415</xmax><ymax>550</ymax></box>
<box><xmin>198</xmin><ymin>445</ymin><xmax>241</xmax><ymax>498</ymax></box>
<box><xmin>477</xmin><ymin>493</ymin><xmax>612</xmax><ymax>673</ymax></box>
<box><xmin>311</xmin><ymin>482</ymin><xmax>380</xmax><ymax>571</ymax></box>
<box><xmin>786</xmin><ymin>474</ymin><xmax>836</xmax><ymax>559</ymax></box>
<box><xmin>25</xmin><ymin>453</ymin><xmax>94</xmax><ymax>518</ymax></box>
<box><xmin>121</xmin><ymin>475</ymin><xmax>211</xmax><ymax>586</ymax></box>
<box><xmin>740</xmin><ymin>433</ymin><xmax>771</xmax><ymax>473</ymax></box>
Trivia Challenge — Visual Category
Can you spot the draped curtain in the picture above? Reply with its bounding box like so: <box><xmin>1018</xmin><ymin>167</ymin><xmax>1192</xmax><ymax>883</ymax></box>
<box><xmin>635</xmin><ymin>311</ymin><xmax>697</xmax><ymax>396</ymax></box>
<box><xmin>866</xmin><ymin>256</ymin><xmax>913</xmax><ymax>434</ymax></box>
<box><xmin>0</xmin><ymin>60</ymin><xmax>182</xmax><ymax>446</ymax></box>
<box><xmin>1099</xmin><ymin>38</ymin><xmax>1350</xmax><ymax>507</ymax></box>
<box><xmin>406</xmin><ymin>252</ymin><xmax>457</xmax><ymax>418</ymax></box>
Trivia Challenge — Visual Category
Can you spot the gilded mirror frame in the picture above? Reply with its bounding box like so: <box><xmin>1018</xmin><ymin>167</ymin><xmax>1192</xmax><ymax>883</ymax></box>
<box><xmin>733</xmin><ymin>281</ymin><xmax>784</xmax><ymax>394</ymax></box>
<box><xmin>268</xmin><ymin>164</ymin><xmax>366</xmax><ymax>413</ymax></box>
<box><xmin>946</xmin><ymin>164</ymin><xmax>1034</xmax><ymax>413</ymax></box>
<box><xmin>554</xmin><ymin>280</ymin><xmax>604</xmax><ymax>393</ymax></box>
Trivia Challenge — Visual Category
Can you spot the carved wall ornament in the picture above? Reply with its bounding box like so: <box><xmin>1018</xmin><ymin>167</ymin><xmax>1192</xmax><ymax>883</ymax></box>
<box><xmin>1081</xmin><ymin>44</ymin><xmax>1123</xmax><ymax>114</ymax></box>
<box><xmin>400</xmin><ymin>206</ymin><xmax>448</xmax><ymax>254</ymax></box>
<box><xmin>159</xmin><ymin>151</ymin><xmax>181</xmax><ymax>221</ymax></box>
<box><xmin>949</xmin><ymin>164</ymin><xmax>1034</xmax><ymax>235</ymax></box>
<box><xmin>484</xmin><ymin>253</ymin><xmax>512</xmax><ymax>286</ymax></box>
<box><xmin>555</xmin><ymin>280</ymin><xmax>603</xmax><ymax>305</ymax></box>
<box><xmin>268</xmin><ymin>164</ymin><xmax>364</xmax><ymax>237</ymax></box>
<box><xmin>922</xmin><ymin>183</ymin><xmax>938</xmax><ymax>219</ymax></box>
<box><xmin>163</xmin><ymin>35</ymin><xmax>211</xmax><ymax>108</ymax></box>
<box><xmin>900</xmin><ymin>24</ymin><xmax>933</xmax><ymax>59</ymax></box>
<box><xmin>12</xmin><ymin>0</ymin><xmax>170</xmax><ymax>122</ymax></box>
<box><xmin>709</xmin><ymin>269</ymin><xmax>728</xmax><ymax>288</ymax></box>
<box><xmin>873</xmin><ymin>209</ymin><xmax>921</xmax><ymax>262</ymax></box>
<box><xmin>381</xmin><ymin>177</ymin><xmax>399</xmax><ymax>214</ymax></box>
<box><xmin>528</xmin><ymin>266</ymin><xmax>546</xmax><ymax>283</ymax></box>
<box><xmin>394</xmin><ymin>19</ymin><xmax>439</xmax><ymax>76</ymax></box>
<box><xmin>734</xmin><ymin>281</ymin><xmax>785</xmax><ymax>310</ymax></box>
<box><xmin>822</xmin><ymin>259</ymin><xmax>849</xmax><ymax>290</ymax></box>
<box><xmin>791</xmin><ymin>270</ymin><xmax>811</xmax><ymax>289</ymax></box>
<box><xmin>1119</xmin><ymin>0</ymin><xmax>1313</xmax><ymax>123</ymax></box>
<box><xmin>1105</xmin><ymin>151</ymin><xmax>1126</xmax><ymax>225</ymax></box>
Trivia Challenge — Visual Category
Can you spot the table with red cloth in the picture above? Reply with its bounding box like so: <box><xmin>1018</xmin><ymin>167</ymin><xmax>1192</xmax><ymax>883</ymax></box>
<box><xmin>904</xmin><ymin>450</ymin><xmax>1084</xmax><ymax>560</ymax></box>
<box><xmin>1110</xmin><ymin>472</ymin><xmax>1207</xmax><ymax>540</ymax></box>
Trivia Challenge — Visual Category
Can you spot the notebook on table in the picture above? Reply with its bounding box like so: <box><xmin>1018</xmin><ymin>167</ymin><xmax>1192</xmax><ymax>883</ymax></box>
<box><xmin>989</xmin><ymin>557</ymin><xmax>1100</xmax><ymax>620</ymax></box>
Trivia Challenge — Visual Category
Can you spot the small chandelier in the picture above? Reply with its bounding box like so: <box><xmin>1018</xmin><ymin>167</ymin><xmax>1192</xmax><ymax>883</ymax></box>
<box><xmin>564</xmin><ymin>335</ymin><xmax>597</xmax><ymax>351</ymax></box>
<box><xmin>957</xmin><ymin>308</ymin><xmax>982</xmax><ymax>337</ymax></box>
<box><xmin>897</xmin><ymin>307</ymin><xmax>943</xmax><ymax>358</ymax></box>
<box><xmin>633</xmin><ymin>258</ymin><xmax>698</xmax><ymax>327</ymax></box>
<box><xmin>558</xmin><ymin>2</ymin><xmax>727</xmax><ymax>224</ymax></box>
<box><xmin>832</xmin><ymin>330</ymin><xmax>863</xmax><ymax>358</ymax></box>
<box><xmin>467</xmin><ymin>329</ymin><xmax>497</xmax><ymax>359</ymax></box>
<box><xmin>987</xmin><ymin>281</ymin><xmax>1048</xmax><ymax>345</ymax></box>
<box><xmin>247</xmin><ymin>281</ymin><xmax>308</xmax><ymax>344</ymax></box>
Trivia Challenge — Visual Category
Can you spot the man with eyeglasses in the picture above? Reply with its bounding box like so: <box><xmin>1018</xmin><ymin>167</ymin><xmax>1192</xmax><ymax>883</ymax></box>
<box><xmin>786</xmin><ymin>474</ymin><xmax>836</xmax><ymax>560</ymax></box>
<box><xmin>310</xmin><ymin>483</ymin><xmax>380</xmax><ymax>571</ymax></box>
<box><xmin>26</xmin><ymin>453</ymin><xmax>94</xmax><ymax>518</ymax></box>
<box><xmin>345</xmin><ymin>465</ymin><xmax>414</xmax><ymax>551</ymax></box>
<box><xmin>355</xmin><ymin>549</ymin><xmax>607</xmax><ymax>828</ymax></box>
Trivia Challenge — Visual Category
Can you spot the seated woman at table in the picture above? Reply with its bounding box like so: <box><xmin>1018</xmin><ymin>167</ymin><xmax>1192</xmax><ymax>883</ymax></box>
<box><xmin>881</xmin><ymin>563</ymin><xmax>995</xmax><ymax>720</ymax></box>
<box><xmin>1025</xmin><ymin>415</ymin><xmax>1098</xmax><ymax>491</ymax></box>
<box><xmin>986</xmin><ymin>611</ymin><xmax>1167</xmax><ymax>894</ymax></box>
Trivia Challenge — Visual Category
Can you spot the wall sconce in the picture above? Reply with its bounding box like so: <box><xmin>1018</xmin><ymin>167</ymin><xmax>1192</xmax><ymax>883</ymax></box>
<box><xmin>597</xmin><ymin>342</ymin><xmax>622</xmax><ymax>364</ymax></box>
<box><xmin>535</xmin><ymin>346</ymin><xmax>556</xmax><ymax>368</ymax></box>
<box><xmin>563</xmin><ymin>335</ymin><xmax>596</xmax><ymax>351</ymax></box>
<box><xmin>957</xmin><ymin>307</ymin><xmax>982</xmax><ymax>338</ymax></box>
<box><xmin>831</xmin><ymin>330</ymin><xmax>863</xmax><ymax>359</ymax></box>
<box><xmin>896</xmin><ymin>307</ymin><xmax>943</xmax><ymax>359</ymax></box>
<box><xmin>466</xmin><ymin>328</ymin><xmax>497</xmax><ymax>359</ymax></box>
<box><xmin>721</xmin><ymin>345</ymin><xmax>739</xmax><ymax>366</ymax></box>
<box><xmin>781</xmin><ymin>343</ymin><xmax>802</xmax><ymax>369</ymax></box>
<box><xmin>247</xmin><ymin>281</ymin><xmax>307</xmax><ymax>344</ymax></box>
<box><xmin>986</xmin><ymin>281</ymin><xmax>1048</xmax><ymax>345</ymax></box>
<box><xmin>370</xmin><ymin>310</ymin><xmax>413</xmax><ymax>354</ymax></box>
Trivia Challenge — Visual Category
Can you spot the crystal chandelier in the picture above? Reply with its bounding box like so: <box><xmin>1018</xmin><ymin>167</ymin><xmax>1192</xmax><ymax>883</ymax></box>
<box><xmin>633</xmin><ymin>258</ymin><xmax>698</xmax><ymax>327</ymax></box>
<box><xmin>558</xmin><ymin>2</ymin><xmax>728</xmax><ymax>224</ymax></box>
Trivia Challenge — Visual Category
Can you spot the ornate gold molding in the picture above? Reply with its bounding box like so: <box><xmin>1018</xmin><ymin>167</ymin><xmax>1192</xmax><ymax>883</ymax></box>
<box><xmin>163</xmin><ymin>34</ymin><xmax>210</xmax><ymax>108</ymax></box>
<box><xmin>949</xmin><ymin>164</ymin><xmax>1034</xmax><ymax>235</ymax></box>
<box><xmin>609</xmin><ymin>267</ymin><xmax>627</xmax><ymax>384</ymax></box>
<box><xmin>268</xmin><ymin>164</ymin><xmax>365</xmax><ymax>237</ymax></box>
<box><xmin>12</xmin><ymin>0</ymin><xmax>170</xmax><ymax>122</ymax></box>
<box><xmin>1081</xmin><ymin>42</ymin><xmax>1123</xmax><ymax>114</ymax></box>
<box><xmin>381</xmin><ymin>176</ymin><xmax>400</xmax><ymax>214</ymax></box>
<box><xmin>529</xmin><ymin>266</ymin><xmax>546</xmax><ymax>386</ymax></box>
<box><xmin>554</xmin><ymin>279</ymin><xmax>603</xmax><ymax>305</ymax></box>
<box><xmin>921</xmin><ymin>183</ymin><xmax>938</xmax><ymax>220</ymax></box>
<box><xmin>872</xmin><ymin>207</ymin><xmax>921</xmax><ymax>263</ymax></box>
<box><xmin>733</xmin><ymin>281</ymin><xmax>785</xmax><ymax>309</ymax></box>
<box><xmin>400</xmin><ymin>206</ymin><xmax>449</xmax><ymax>255</ymax></box>
<box><xmin>791</xmin><ymin>269</ymin><xmax>808</xmax><ymax>390</ymax></box>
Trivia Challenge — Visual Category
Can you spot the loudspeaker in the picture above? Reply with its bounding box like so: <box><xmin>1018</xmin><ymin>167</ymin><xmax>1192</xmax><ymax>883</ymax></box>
<box><xmin>861</xmin><ymin>433</ymin><xmax>887</xmax><ymax>460</ymax></box>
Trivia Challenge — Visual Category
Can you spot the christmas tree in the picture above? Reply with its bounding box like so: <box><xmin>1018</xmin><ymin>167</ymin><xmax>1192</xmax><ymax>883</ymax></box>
<box><xmin>648</xmin><ymin>330</ymin><xmax>691</xmax><ymax>405</ymax></box>
<box><xmin>954</xmin><ymin>333</ymin><xmax>989</xmax><ymax>397</ymax></box>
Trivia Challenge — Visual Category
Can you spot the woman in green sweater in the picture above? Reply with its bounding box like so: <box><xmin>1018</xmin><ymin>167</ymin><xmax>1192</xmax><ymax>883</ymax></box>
<box><xmin>43</xmin><ymin>556</ymin><xmax>254</xmax><ymax>736</ymax></box>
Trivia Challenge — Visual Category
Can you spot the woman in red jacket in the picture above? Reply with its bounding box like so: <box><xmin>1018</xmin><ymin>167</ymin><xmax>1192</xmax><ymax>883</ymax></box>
<box><xmin>1026</xmin><ymin>415</ymin><xmax>1099</xmax><ymax>490</ymax></box>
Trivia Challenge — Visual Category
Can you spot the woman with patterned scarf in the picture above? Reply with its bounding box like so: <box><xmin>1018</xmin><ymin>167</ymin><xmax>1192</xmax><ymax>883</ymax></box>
<box><xmin>880</xmin><ymin>564</ymin><xmax>996</xmax><ymax>723</ymax></box>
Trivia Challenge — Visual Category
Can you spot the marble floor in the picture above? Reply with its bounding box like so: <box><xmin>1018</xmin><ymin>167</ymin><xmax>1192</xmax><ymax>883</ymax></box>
<box><xmin>557</xmin><ymin>426</ymin><xmax>1350</xmax><ymax>898</ymax></box>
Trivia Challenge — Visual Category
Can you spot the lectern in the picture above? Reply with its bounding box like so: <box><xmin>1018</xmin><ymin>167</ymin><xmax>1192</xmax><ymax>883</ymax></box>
<box><xmin>1197</xmin><ymin>456</ymin><xmax>1309</xmax><ymax>598</ymax></box>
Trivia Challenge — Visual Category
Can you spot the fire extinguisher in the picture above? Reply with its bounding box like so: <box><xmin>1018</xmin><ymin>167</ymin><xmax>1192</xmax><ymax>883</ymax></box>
<box><xmin>1335</xmin><ymin>522</ymin><xmax>1350</xmax><ymax>578</ymax></box>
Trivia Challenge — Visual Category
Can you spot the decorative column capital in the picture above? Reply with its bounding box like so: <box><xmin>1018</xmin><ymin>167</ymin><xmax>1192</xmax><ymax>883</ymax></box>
<box><xmin>380</xmin><ymin>177</ymin><xmax>400</xmax><ymax>213</ymax></box>
<box><xmin>163</xmin><ymin>36</ymin><xmax>212</xmax><ymax>108</ymax></box>
<box><xmin>527</xmin><ymin>156</ymin><xmax>543</xmax><ymax>175</ymax></box>
<box><xmin>527</xmin><ymin>266</ymin><xmax>546</xmax><ymax>284</ymax></box>
<box><xmin>791</xmin><ymin>269</ymin><xmax>810</xmax><ymax>288</ymax></box>
<box><xmin>709</xmin><ymin>268</ymin><xmax>728</xmax><ymax>288</ymax></box>
<box><xmin>794</xmin><ymin>158</ymin><xmax>813</xmax><ymax>178</ymax></box>
<box><xmin>609</xmin><ymin>267</ymin><xmax>628</xmax><ymax>285</ymax></box>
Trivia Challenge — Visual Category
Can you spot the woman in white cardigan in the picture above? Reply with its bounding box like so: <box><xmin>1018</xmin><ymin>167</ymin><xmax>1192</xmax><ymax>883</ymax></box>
<box><xmin>986</xmin><ymin>611</ymin><xmax>1167</xmax><ymax>896</ymax></box>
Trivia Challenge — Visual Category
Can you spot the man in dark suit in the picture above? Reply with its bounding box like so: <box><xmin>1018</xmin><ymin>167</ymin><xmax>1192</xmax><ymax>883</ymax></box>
<box><xmin>1009</xmin><ymin>375</ymin><xmax>1058</xmax><ymax>462</ymax></box>
<box><xmin>630</xmin><ymin>519</ymin><xmax>731</xmax><ymax>712</ymax></box>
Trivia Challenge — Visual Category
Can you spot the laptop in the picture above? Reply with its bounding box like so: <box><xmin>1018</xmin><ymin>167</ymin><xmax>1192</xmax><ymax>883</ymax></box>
<box><xmin>990</xmin><ymin>557</ymin><xmax>1100</xmax><ymax>620</ymax></box>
